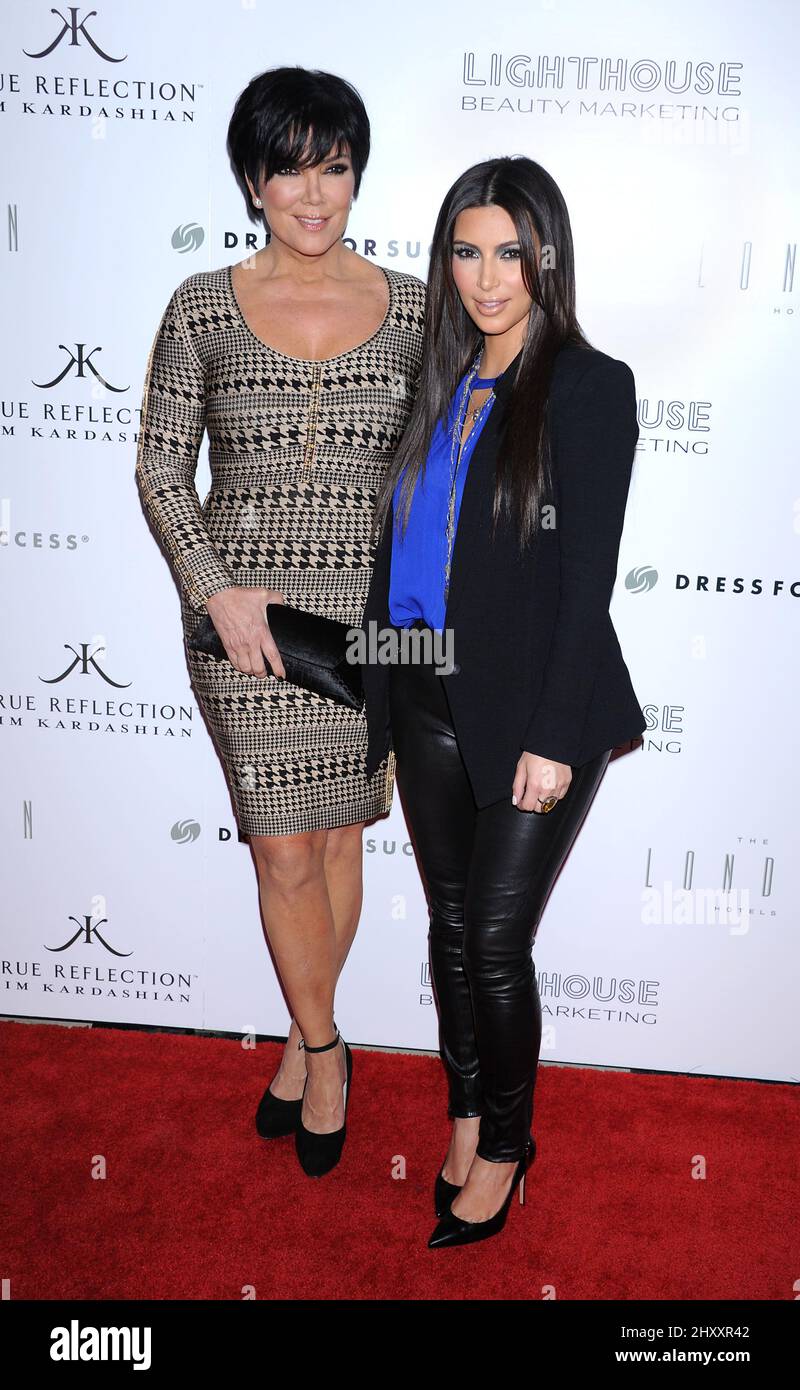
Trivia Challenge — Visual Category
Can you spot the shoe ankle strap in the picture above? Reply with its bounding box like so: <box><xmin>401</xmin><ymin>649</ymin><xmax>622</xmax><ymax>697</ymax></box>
<box><xmin>299</xmin><ymin>1025</ymin><xmax>341</xmax><ymax>1054</ymax></box>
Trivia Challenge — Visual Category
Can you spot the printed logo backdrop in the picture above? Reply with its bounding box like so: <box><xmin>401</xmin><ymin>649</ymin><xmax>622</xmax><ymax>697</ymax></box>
<box><xmin>2</xmin><ymin>0</ymin><xmax>797</xmax><ymax>1082</ymax></box>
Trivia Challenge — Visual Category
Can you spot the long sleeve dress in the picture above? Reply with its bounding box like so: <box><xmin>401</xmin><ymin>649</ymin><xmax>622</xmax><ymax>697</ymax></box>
<box><xmin>135</xmin><ymin>262</ymin><xmax>426</xmax><ymax>836</ymax></box>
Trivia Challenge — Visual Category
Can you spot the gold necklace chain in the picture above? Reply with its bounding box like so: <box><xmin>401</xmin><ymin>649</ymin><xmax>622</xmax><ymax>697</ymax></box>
<box><xmin>443</xmin><ymin>356</ymin><xmax>495</xmax><ymax>601</ymax></box>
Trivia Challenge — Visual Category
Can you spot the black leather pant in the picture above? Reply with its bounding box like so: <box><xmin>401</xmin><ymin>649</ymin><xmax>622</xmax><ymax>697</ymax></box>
<box><xmin>389</xmin><ymin>625</ymin><xmax>612</xmax><ymax>1164</ymax></box>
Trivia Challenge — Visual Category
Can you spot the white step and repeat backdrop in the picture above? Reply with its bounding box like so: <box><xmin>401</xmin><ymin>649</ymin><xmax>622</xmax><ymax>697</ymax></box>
<box><xmin>2</xmin><ymin>1</ymin><xmax>797</xmax><ymax>1083</ymax></box>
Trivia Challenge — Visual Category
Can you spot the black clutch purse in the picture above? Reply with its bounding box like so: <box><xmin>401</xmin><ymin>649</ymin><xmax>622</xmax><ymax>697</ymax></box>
<box><xmin>187</xmin><ymin>602</ymin><xmax>364</xmax><ymax>711</ymax></box>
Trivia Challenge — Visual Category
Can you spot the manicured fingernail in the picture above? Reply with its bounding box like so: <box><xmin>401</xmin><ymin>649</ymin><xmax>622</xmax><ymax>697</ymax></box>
<box><xmin>512</xmin><ymin>795</ymin><xmax>517</xmax><ymax>805</ymax></box>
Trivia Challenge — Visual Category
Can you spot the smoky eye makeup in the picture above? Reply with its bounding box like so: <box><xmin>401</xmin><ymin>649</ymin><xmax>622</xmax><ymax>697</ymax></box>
<box><xmin>274</xmin><ymin>159</ymin><xmax>351</xmax><ymax>176</ymax></box>
<box><xmin>452</xmin><ymin>244</ymin><xmax>522</xmax><ymax>259</ymax></box>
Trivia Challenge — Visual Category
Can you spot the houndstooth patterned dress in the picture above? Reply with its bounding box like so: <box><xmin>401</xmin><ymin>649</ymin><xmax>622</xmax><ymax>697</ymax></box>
<box><xmin>135</xmin><ymin>262</ymin><xmax>426</xmax><ymax>836</ymax></box>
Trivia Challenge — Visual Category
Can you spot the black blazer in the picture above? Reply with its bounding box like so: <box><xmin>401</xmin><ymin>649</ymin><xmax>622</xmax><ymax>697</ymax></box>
<box><xmin>359</xmin><ymin>343</ymin><xmax>647</xmax><ymax>808</ymax></box>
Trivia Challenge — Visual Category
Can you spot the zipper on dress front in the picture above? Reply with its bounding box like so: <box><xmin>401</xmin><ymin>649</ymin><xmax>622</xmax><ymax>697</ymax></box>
<box><xmin>384</xmin><ymin>748</ymin><xmax>396</xmax><ymax>805</ymax></box>
<box><xmin>302</xmin><ymin>363</ymin><xmax>323</xmax><ymax>473</ymax></box>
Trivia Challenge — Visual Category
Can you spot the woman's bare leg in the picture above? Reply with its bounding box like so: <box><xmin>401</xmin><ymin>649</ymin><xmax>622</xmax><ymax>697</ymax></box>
<box><xmin>251</xmin><ymin>821</ymin><xmax>365</xmax><ymax>1128</ymax></box>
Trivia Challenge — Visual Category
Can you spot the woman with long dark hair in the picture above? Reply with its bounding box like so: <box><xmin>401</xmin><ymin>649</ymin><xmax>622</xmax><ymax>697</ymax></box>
<box><xmin>136</xmin><ymin>67</ymin><xmax>425</xmax><ymax>1178</ymax></box>
<box><xmin>360</xmin><ymin>156</ymin><xmax>646</xmax><ymax>1247</ymax></box>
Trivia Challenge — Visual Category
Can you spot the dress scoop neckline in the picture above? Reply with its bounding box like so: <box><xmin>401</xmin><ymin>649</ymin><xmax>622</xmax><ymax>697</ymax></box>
<box><xmin>226</xmin><ymin>260</ymin><xmax>394</xmax><ymax>366</ymax></box>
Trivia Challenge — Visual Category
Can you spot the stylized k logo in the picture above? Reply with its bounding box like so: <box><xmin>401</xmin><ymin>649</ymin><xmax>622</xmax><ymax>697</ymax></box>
<box><xmin>47</xmin><ymin>915</ymin><xmax>133</xmax><ymax>957</ymax></box>
<box><xmin>23</xmin><ymin>7</ymin><xmax>127</xmax><ymax>61</ymax></box>
<box><xmin>33</xmin><ymin>344</ymin><xmax>127</xmax><ymax>392</ymax></box>
<box><xmin>40</xmin><ymin>642</ymin><xmax>132</xmax><ymax>688</ymax></box>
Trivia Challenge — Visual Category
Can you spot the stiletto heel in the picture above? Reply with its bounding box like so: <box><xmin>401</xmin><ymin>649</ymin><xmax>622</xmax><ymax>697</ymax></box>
<box><xmin>520</xmin><ymin>1133</ymin><xmax>537</xmax><ymax>1205</ymax></box>
<box><xmin>294</xmin><ymin>1025</ymin><xmax>352</xmax><ymax>1177</ymax></box>
<box><xmin>428</xmin><ymin>1136</ymin><xmax>536</xmax><ymax>1249</ymax></box>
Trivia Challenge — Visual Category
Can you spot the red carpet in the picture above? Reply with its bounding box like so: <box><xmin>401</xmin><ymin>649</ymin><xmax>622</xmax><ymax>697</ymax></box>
<box><xmin>1</xmin><ymin>1020</ymin><xmax>796</xmax><ymax>1300</ymax></box>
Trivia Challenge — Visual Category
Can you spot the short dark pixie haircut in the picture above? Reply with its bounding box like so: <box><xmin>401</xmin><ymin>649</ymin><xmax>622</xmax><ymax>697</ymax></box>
<box><xmin>227</xmin><ymin>66</ymin><xmax>371</xmax><ymax>224</ymax></box>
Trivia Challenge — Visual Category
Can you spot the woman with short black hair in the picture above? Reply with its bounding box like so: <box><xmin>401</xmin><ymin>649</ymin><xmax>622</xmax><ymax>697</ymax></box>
<box><xmin>227</xmin><ymin>65</ymin><xmax>372</xmax><ymax>213</ymax></box>
<box><xmin>136</xmin><ymin>66</ymin><xmax>426</xmax><ymax>1178</ymax></box>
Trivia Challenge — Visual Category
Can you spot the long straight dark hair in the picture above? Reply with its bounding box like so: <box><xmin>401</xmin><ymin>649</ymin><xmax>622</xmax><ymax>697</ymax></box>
<box><xmin>372</xmin><ymin>155</ymin><xmax>592</xmax><ymax>554</ymax></box>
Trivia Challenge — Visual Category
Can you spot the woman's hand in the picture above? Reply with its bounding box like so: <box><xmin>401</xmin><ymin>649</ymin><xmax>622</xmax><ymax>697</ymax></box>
<box><xmin>512</xmin><ymin>752</ymin><xmax>572</xmax><ymax>812</ymax></box>
<box><xmin>204</xmin><ymin>587</ymin><xmax>287</xmax><ymax>679</ymax></box>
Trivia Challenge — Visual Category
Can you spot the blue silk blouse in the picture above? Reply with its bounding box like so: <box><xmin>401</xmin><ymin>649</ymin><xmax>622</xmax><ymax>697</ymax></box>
<box><xmin>388</xmin><ymin>368</ymin><xmax>496</xmax><ymax>631</ymax></box>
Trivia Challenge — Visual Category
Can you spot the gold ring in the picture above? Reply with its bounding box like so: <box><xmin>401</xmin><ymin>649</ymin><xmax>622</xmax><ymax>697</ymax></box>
<box><xmin>537</xmin><ymin>794</ymin><xmax>559</xmax><ymax>814</ymax></box>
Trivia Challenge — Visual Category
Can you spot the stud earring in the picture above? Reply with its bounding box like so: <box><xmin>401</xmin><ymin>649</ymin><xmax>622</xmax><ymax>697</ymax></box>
<box><xmin>253</xmin><ymin>198</ymin><xmax>262</xmax><ymax>207</ymax></box>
